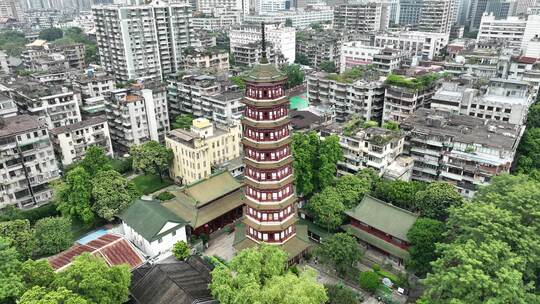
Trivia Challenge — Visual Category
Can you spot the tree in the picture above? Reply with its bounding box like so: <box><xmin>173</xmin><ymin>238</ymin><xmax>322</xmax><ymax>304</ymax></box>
<box><xmin>316</xmin><ymin>233</ymin><xmax>362</xmax><ymax>276</ymax></box>
<box><xmin>230</xmin><ymin>75</ymin><xmax>245</xmax><ymax>88</ymax></box>
<box><xmin>52</xmin><ymin>253</ymin><xmax>131</xmax><ymax>304</ymax></box>
<box><xmin>295</xmin><ymin>53</ymin><xmax>309</xmax><ymax>65</ymax></box>
<box><xmin>55</xmin><ymin>167</ymin><xmax>94</xmax><ymax>225</ymax></box>
<box><xmin>38</xmin><ymin>28</ymin><xmax>63</xmax><ymax>41</ymax></box>
<box><xmin>0</xmin><ymin>237</ymin><xmax>24</xmax><ymax>303</ymax></box>
<box><xmin>281</xmin><ymin>64</ymin><xmax>304</xmax><ymax>89</ymax></box>
<box><xmin>171</xmin><ymin>114</ymin><xmax>194</xmax><ymax>130</ymax></box>
<box><xmin>362</xmin><ymin>120</ymin><xmax>378</xmax><ymax>128</ymax></box>
<box><xmin>79</xmin><ymin>145</ymin><xmax>112</xmax><ymax>177</ymax></box>
<box><xmin>20</xmin><ymin>259</ymin><xmax>56</xmax><ymax>289</ymax></box>
<box><xmin>285</xmin><ymin>18</ymin><xmax>293</xmax><ymax>27</ymax></box>
<box><xmin>525</xmin><ymin>102</ymin><xmax>540</xmax><ymax>129</ymax></box>
<box><xmin>406</xmin><ymin>218</ymin><xmax>445</xmax><ymax>275</ymax></box>
<box><xmin>382</xmin><ymin>121</ymin><xmax>399</xmax><ymax>131</ymax></box>
<box><xmin>334</xmin><ymin>175</ymin><xmax>371</xmax><ymax>209</ymax></box>
<box><xmin>372</xmin><ymin>180</ymin><xmax>425</xmax><ymax>211</ymax></box>
<box><xmin>306</xmin><ymin>187</ymin><xmax>345</xmax><ymax>231</ymax></box>
<box><xmin>325</xmin><ymin>284</ymin><xmax>360</xmax><ymax>304</ymax></box>
<box><xmin>310</xmin><ymin>23</ymin><xmax>323</xmax><ymax>31</ymax></box>
<box><xmin>316</xmin><ymin>135</ymin><xmax>343</xmax><ymax>190</ymax></box>
<box><xmin>292</xmin><ymin>132</ymin><xmax>318</xmax><ymax>197</ymax></box>
<box><xmin>358</xmin><ymin>271</ymin><xmax>380</xmax><ymax>293</ymax></box>
<box><xmin>210</xmin><ymin>245</ymin><xmax>327</xmax><ymax>304</ymax></box>
<box><xmin>421</xmin><ymin>240</ymin><xmax>531</xmax><ymax>303</ymax></box>
<box><xmin>172</xmin><ymin>240</ymin><xmax>190</xmax><ymax>261</ymax></box>
<box><xmin>131</xmin><ymin>141</ymin><xmax>173</xmax><ymax>182</ymax></box>
<box><xmin>516</xmin><ymin>128</ymin><xmax>540</xmax><ymax>172</ymax></box>
<box><xmin>20</xmin><ymin>286</ymin><xmax>89</xmax><ymax>304</ymax></box>
<box><xmin>34</xmin><ymin>217</ymin><xmax>73</xmax><ymax>256</ymax></box>
<box><xmin>0</xmin><ymin>219</ymin><xmax>35</xmax><ymax>259</ymax></box>
<box><xmin>414</xmin><ymin>182</ymin><xmax>462</xmax><ymax>220</ymax></box>
<box><xmin>91</xmin><ymin>170</ymin><xmax>139</xmax><ymax>221</ymax></box>
<box><xmin>320</xmin><ymin>61</ymin><xmax>337</xmax><ymax>73</ymax></box>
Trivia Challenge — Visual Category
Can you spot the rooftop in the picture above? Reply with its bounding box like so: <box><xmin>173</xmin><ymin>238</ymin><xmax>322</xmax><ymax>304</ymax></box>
<box><xmin>0</xmin><ymin>114</ymin><xmax>43</xmax><ymax>138</ymax></box>
<box><xmin>49</xmin><ymin>116</ymin><xmax>107</xmax><ymax>135</ymax></box>
<box><xmin>345</xmin><ymin>195</ymin><xmax>418</xmax><ymax>241</ymax></box>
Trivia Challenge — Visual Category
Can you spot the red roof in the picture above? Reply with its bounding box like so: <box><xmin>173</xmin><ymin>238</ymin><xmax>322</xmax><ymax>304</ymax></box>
<box><xmin>447</xmin><ymin>45</ymin><xmax>464</xmax><ymax>54</ymax></box>
<box><xmin>48</xmin><ymin>234</ymin><xmax>145</xmax><ymax>271</ymax></box>
<box><xmin>517</xmin><ymin>56</ymin><xmax>537</xmax><ymax>64</ymax></box>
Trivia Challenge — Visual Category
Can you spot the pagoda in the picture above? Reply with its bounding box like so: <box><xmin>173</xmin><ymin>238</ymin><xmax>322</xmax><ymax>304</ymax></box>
<box><xmin>234</xmin><ymin>23</ymin><xmax>310</xmax><ymax>261</ymax></box>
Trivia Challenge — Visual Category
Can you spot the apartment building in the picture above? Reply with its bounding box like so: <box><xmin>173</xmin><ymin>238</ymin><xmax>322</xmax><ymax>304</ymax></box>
<box><xmin>398</xmin><ymin>0</ymin><xmax>422</xmax><ymax>26</ymax></box>
<box><xmin>49</xmin><ymin>116</ymin><xmax>113</xmax><ymax>167</ymax></box>
<box><xmin>191</xmin><ymin>12</ymin><xmax>242</xmax><ymax>30</ymax></box>
<box><xmin>383</xmin><ymin>75</ymin><xmax>440</xmax><ymax>123</ymax></box>
<box><xmin>22</xmin><ymin>39</ymin><xmax>85</xmax><ymax>72</ymax></box>
<box><xmin>243</xmin><ymin>6</ymin><xmax>334</xmax><ymax>28</ymax></box>
<box><xmin>72</xmin><ymin>71</ymin><xmax>116</xmax><ymax>106</ymax></box>
<box><xmin>197</xmin><ymin>0</ymin><xmax>249</xmax><ymax>15</ymax></box>
<box><xmin>182</xmin><ymin>48</ymin><xmax>229</xmax><ymax>73</ymax></box>
<box><xmin>92</xmin><ymin>0</ymin><xmax>194</xmax><ymax>82</ymax></box>
<box><xmin>322</xmin><ymin>125</ymin><xmax>406</xmax><ymax>177</ymax></box>
<box><xmin>431</xmin><ymin>82</ymin><xmax>479</xmax><ymax>113</ymax></box>
<box><xmin>372</xmin><ymin>49</ymin><xmax>406</xmax><ymax>74</ymax></box>
<box><xmin>104</xmin><ymin>81</ymin><xmax>169</xmax><ymax>154</ymax></box>
<box><xmin>0</xmin><ymin>93</ymin><xmax>17</xmax><ymax>118</ymax></box>
<box><xmin>229</xmin><ymin>23</ymin><xmax>296</xmax><ymax>63</ymax></box>
<box><xmin>0</xmin><ymin>114</ymin><xmax>60</xmax><ymax>209</ymax></box>
<box><xmin>0</xmin><ymin>0</ymin><xmax>24</xmax><ymax>21</ymax></box>
<box><xmin>165</xmin><ymin>118</ymin><xmax>242</xmax><ymax>184</ymax></box>
<box><xmin>339</xmin><ymin>42</ymin><xmax>382</xmax><ymax>73</ymax></box>
<box><xmin>507</xmin><ymin>56</ymin><xmax>540</xmax><ymax>90</ymax></box>
<box><xmin>476</xmin><ymin>14</ymin><xmax>527</xmax><ymax>51</ymax></box>
<box><xmin>444</xmin><ymin>48</ymin><xmax>509</xmax><ymax>79</ymax></box>
<box><xmin>418</xmin><ymin>0</ymin><xmax>456</xmax><ymax>33</ymax></box>
<box><xmin>334</xmin><ymin>2</ymin><xmax>389</xmax><ymax>32</ymax></box>
<box><xmin>307</xmin><ymin>71</ymin><xmax>386</xmax><ymax>123</ymax></box>
<box><xmin>401</xmin><ymin>109</ymin><xmax>524</xmax><ymax>198</ymax></box>
<box><xmin>231</xmin><ymin>41</ymin><xmax>285</xmax><ymax>67</ymax></box>
<box><xmin>295</xmin><ymin>30</ymin><xmax>341</xmax><ymax>69</ymax></box>
<box><xmin>374</xmin><ymin>31</ymin><xmax>449</xmax><ymax>60</ymax></box>
<box><xmin>9</xmin><ymin>80</ymin><xmax>82</xmax><ymax>129</ymax></box>
<box><xmin>167</xmin><ymin>73</ymin><xmax>244</xmax><ymax>124</ymax></box>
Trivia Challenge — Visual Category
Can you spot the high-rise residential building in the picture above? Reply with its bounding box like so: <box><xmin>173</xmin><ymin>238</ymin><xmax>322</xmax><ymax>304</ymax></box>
<box><xmin>334</xmin><ymin>2</ymin><xmax>389</xmax><ymax>32</ymax></box>
<box><xmin>295</xmin><ymin>30</ymin><xmax>341</xmax><ymax>69</ymax></box>
<box><xmin>0</xmin><ymin>0</ymin><xmax>24</xmax><ymax>21</ymax></box>
<box><xmin>231</xmin><ymin>41</ymin><xmax>286</xmax><ymax>66</ymax></box>
<box><xmin>230</xmin><ymin>23</ymin><xmax>296</xmax><ymax>63</ymax></box>
<box><xmin>104</xmin><ymin>80</ymin><xmax>169</xmax><ymax>154</ymax></box>
<box><xmin>234</xmin><ymin>31</ymin><xmax>310</xmax><ymax>260</ymax></box>
<box><xmin>197</xmin><ymin>0</ymin><xmax>249</xmax><ymax>15</ymax></box>
<box><xmin>0</xmin><ymin>114</ymin><xmax>60</xmax><ymax>209</ymax></box>
<box><xmin>255</xmin><ymin>0</ymin><xmax>286</xmax><ymax>13</ymax></box>
<box><xmin>418</xmin><ymin>0</ymin><xmax>456</xmax><ymax>33</ymax></box>
<box><xmin>49</xmin><ymin>116</ymin><xmax>114</xmax><ymax>167</ymax></box>
<box><xmin>92</xmin><ymin>0</ymin><xmax>194</xmax><ymax>82</ymax></box>
<box><xmin>165</xmin><ymin>118</ymin><xmax>242</xmax><ymax>184</ymax></box>
<box><xmin>398</xmin><ymin>0</ymin><xmax>422</xmax><ymax>26</ymax></box>
<box><xmin>476</xmin><ymin>13</ymin><xmax>527</xmax><ymax>51</ymax></box>
<box><xmin>469</xmin><ymin>0</ymin><xmax>514</xmax><ymax>30</ymax></box>
<box><xmin>374</xmin><ymin>31</ymin><xmax>449</xmax><ymax>60</ymax></box>
<box><xmin>22</xmin><ymin>40</ymin><xmax>86</xmax><ymax>72</ymax></box>
<box><xmin>243</xmin><ymin>6</ymin><xmax>334</xmax><ymax>28</ymax></box>
<box><xmin>401</xmin><ymin>108</ymin><xmax>524</xmax><ymax>198</ymax></box>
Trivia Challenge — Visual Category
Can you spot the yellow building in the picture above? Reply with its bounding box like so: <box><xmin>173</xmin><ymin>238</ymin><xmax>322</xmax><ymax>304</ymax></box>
<box><xmin>166</xmin><ymin>118</ymin><xmax>242</xmax><ymax>184</ymax></box>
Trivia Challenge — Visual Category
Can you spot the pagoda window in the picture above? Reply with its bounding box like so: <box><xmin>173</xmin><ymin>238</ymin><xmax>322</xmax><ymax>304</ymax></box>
<box><xmin>274</xmin><ymin>233</ymin><xmax>280</xmax><ymax>240</ymax></box>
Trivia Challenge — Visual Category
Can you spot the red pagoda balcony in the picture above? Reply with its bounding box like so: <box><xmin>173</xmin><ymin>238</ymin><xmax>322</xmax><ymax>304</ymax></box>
<box><xmin>245</xmin><ymin>84</ymin><xmax>285</xmax><ymax>100</ymax></box>
<box><xmin>246</xmin><ymin>205</ymin><xmax>294</xmax><ymax>222</ymax></box>
<box><xmin>246</xmin><ymin>225</ymin><xmax>295</xmax><ymax>243</ymax></box>
<box><xmin>245</xmin><ymin>164</ymin><xmax>292</xmax><ymax>182</ymax></box>
<box><xmin>244</xmin><ymin>125</ymin><xmax>290</xmax><ymax>142</ymax></box>
<box><xmin>244</xmin><ymin>146</ymin><xmax>291</xmax><ymax>162</ymax></box>
<box><xmin>244</xmin><ymin>105</ymin><xmax>288</xmax><ymax>121</ymax></box>
<box><xmin>245</xmin><ymin>184</ymin><xmax>294</xmax><ymax>202</ymax></box>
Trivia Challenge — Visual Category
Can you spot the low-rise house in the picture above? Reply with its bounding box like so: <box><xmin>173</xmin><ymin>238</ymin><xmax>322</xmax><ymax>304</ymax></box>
<box><xmin>342</xmin><ymin>195</ymin><xmax>418</xmax><ymax>267</ymax></box>
<box><xmin>0</xmin><ymin>92</ymin><xmax>17</xmax><ymax>118</ymax></box>
<box><xmin>48</xmin><ymin>233</ymin><xmax>145</xmax><ymax>272</ymax></box>
<box><xmin>49</xmin><ymin>116</ymin><xmax>113</xmax><ymax>167</ymax></box>
<box><xmin>182</xmin><ymin>47</ymin><xmax>229</xmax><ymax>73</ymax></box>
<box><xmin>119</xmin><ymin>199</ymin><xmax>188</xmax><ymax>258</ymax></box>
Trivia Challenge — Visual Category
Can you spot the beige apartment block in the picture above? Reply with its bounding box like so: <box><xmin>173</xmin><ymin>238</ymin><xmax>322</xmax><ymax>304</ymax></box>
<box><xmin>166</xmin><ymin>118</ymin><xmax>242</xmax><ymax>185</ymax></box>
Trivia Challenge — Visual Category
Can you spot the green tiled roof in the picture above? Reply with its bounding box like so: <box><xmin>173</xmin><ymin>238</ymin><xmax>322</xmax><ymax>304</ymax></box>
<box><xmin>343</xmin><ymin>224</ymin><xmax>410</xmax><ymax>260</ymax></box>
<box><xmin>245</xmin><ymin>63</ymin><xmax>287</xmax><ymax>83</ymax></box>
<box><xmin>345</xmin><ymin>195</ymin><xmax>418</xmax><ymax>241</ymax></box>
<box><xmin>181</xmin><ymin>171</ymin><xmax>242</xmax><ymax>207</ymax></box>
<box><xmin>119</xmin><ymin>199</ymin><xmax>187</xmax><ymax>242</ymax></box>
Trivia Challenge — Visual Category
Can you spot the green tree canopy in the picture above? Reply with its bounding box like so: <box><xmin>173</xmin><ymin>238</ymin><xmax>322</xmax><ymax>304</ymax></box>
<box><xmin>172</xmin><ymin>240</ymin><xmax>190</xmax><ymax>261</ymax></box>
<box><xmin>38</xmin><ymin>28</ymin><xmax>63</xmax><ymax>41</ymax></box>
<box><xmin>259</xmin><ymin>270</ymin><xmax>327</xmax><ymax>304</ymax></box>
<box><xmin>91</xmin><ymin>170</ymin><xmax>139</xmax><ymax>221</ymax></box>
<box><xmin>131</xmin><ymin>141</ymin><xmax>173</xmax><ymax>182</ymax></box>
<box><xmin>406</xmin><ymin>218</ymin><xmax>445</xmax><ymax>275</ymax></box>
<box><xmin>19</xmin><ymin>286</ymin><xmax>89</xmax><ymax>304</ymax></box>
<box><xmin>372</xmin><ymin>180</ymin><xmax>425</xmax><ymax>211</ymax></box>
<box><xmin>325</xmin><ymin>284</ymin><xmax>360</xmax><ymax>304</ymax></box>
<box><xmin>316</xmin><ymin>135</ymin><xmax>344</xmax><ymax>190</ymax></box>
<box><xmin>52</xmin><ymin>253</ymin><xmax>131</xmax><ymax>304</ymax></box>
<box><xmin>292</xmin><ymin>132</ymin><xmax>318</xmax><ymax>196</ymax></box>
<box><xmin>295</xmin><ymin>53</ymin><xmax>310</xmax><ymax>65</ymax></box>
<box><xmin>358</xmin><ymin>271</ymin><xmax>380</xmax><ymax>293</ymax></box>
<box><xmin>320</xmin><ymin>61</ymin><xmax>337</xmax><ymax>73</ymax></box>
<box><xmin>0</xmin><ymin>31</ymin><xmax>26</xmax><ymax>56</ymax></box>
<box><xmin>20</xmin><ymin>259</ymin><xmax>56</xmax><ymax>290</ymax></box>
<box><xmin>0</xmin><ymin>237</ymin><xmax>24</xmax><ymax>302</ymax></box>
<box><xmin>55</xmin><ymin>166</ymin><xmax>94</xmax><ymax>225</ymax></box>
<box><xmin>0</xmin><ymin>219</ymin><xmax>35</xmax><ymax>259</ymax></box>
<box><xmin>34</xmin><ymin>217</ymin><xmax>73</xmax><ymax>256</ymax></box>
<box><xmin>171</xmin><ymin>114</ymin><xmax>194</xmax><ymax>130</ymax></box>
<box><xmin>306</xmin><ymin>187</ymin><xmax>345</xmax><ymax>231</ymax></box>
<box><xmin>414</xmin><ymin>182</ymin><xmax>462</xmax><ymax>220</ymax></box>
<box><xmin>362</xmin><ymin>120</ymin><xmax>378</xmax><ymax>128</ymax></box>
<box><xmin>334</xmin><ymin>174</ymin><xmax>371</xmax><ymax>209</ymax></box>
<box><xmin>382</xmin><ymin>121</ymin><xmax>399</xmax><ymax>131</ymax></box>
<box><xmin>79</xmin><ymin>145</ymin><xmax>113</xmax><ymax>177</ymax></box>
<box><xmin>316</xmin><ymin>233</ymin><xmax>362</xmax><ymax>276</ymax></box>
<box><xmin>281</xmin><ymin>64</ymin><xmax>305</xmax><ymax>89</ymax></box>
<box><xmin>516</xmin><ymin>128</ymin><xmax>540</xmax><ymax>172</ymax></box>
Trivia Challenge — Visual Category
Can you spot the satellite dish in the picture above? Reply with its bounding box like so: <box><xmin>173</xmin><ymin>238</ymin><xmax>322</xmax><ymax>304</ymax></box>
<box><xmin>382</xmin><ymin>277</ymin><xmax>393</xmax><ymax>288</ymax></box>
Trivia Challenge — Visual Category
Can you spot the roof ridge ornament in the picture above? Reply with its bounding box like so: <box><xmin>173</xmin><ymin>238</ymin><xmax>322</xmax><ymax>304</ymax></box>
<box><xmin>261</xmin><ymin>22</ymin><xmax>268</xmax><ymax>64</ymax></box>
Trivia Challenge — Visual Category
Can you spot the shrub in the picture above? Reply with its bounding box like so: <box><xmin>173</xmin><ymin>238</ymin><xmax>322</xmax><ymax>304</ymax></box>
<box><xmin>372</xmin><ymin>264</ymin><xmax>381</xmax><ymax>272</ymax></box>
<box><xmin>325</xmin><ymin>283</ymin><xmax>361</xmax><ymax>304</ymax></box>
<box><xmin>172</xmin><ymin>240</ymin><xmax>190</xmax><ymax>261</ymax></box>
<box><xmin>359</xmin><ymin>271</ymin><xmax>380</xmax><ymax>293</ymax></box>
<box><xmin>199</xmin><ymin>233</ymin><xmax>209</xmax><ymax>244</ymax></box>
<box><xmin>289</xmin><ymin>265</ymin><xmax>299</xmax><ymax>276</ymax></box>
<box><xmin>155</xmin><ymin>191</ymin><xmax>175</xmax><ymax>201</ymax></box>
